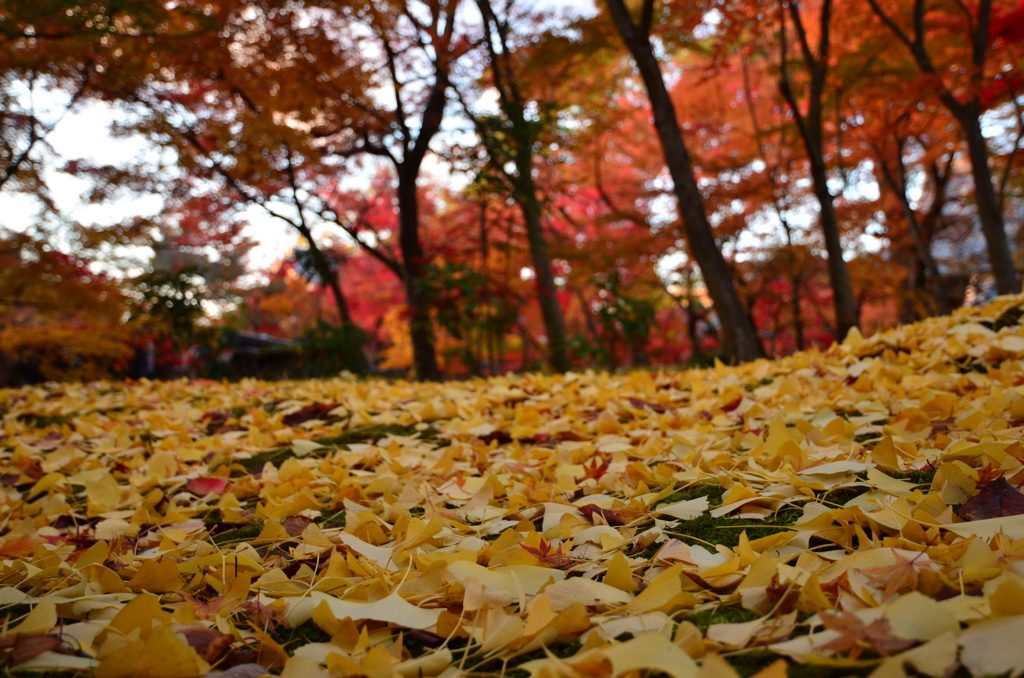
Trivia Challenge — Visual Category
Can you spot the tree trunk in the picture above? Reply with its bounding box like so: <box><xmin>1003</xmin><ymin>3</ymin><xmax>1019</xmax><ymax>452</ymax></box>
<box><xmin>325</xmin><ymin>275</ymin><xmax>353</xmax><ymax>327</ymax></box>
<box><xmin>606</xmin><ymin>0</ymin><xmax>763</xmax><ymax>363</ymax></box>
<box><xmin>959</xmin><ymin>108</ymin><xmax>1019</xmax><ymax>294</ymax></box>
<box><xmin>776</xmin><ymin>0</ymin><xmax>859</xmax><ymax>340</ymax></box>
<box><xmin>875</xmin><ymin>149</ymin><xmax>950</xmax><ymax>316</ymax></box>
<box><xmin>741</xmin><ymin>56</ymin><xmax>806</xmax><ymax>354</ymax></box>
<box><xmin>791</xmin><ymin>272</ymin><xmax>805</xmax><ymax>351</ymax></box>
<box><xmin>865</xmin><ymin>0</ymin><xmax>1019</xmax><ymax>295</ymax></box>
<box><xmin>517</xmin><ymin>161</ymin><xmax>571</xmax><ymax>372</ymax></box>
<box><xmin>305</xmin><ymin>239</ymin><xmax>370</xmax><ymax>373</ymax></box>
<box><xmin>518</xmin><ymin>323</ymin><xmax>531</xmax><ymax>371</ymax></box>
<box><xmin>383</xmin><ymin>37</ymin><xmax>450</xmax><ymax>381</ymax></box>
<box><xmin>683</xmin><ymin>270</ymin><xmax>701</xmax><ymax>361</ymax></box>
<box><xmin>397</xmin><ymin>168</ymin><xmax>441</xmax><ymax>381</ymax></box>
<box><xmin>294</xmin><ymin>223</ymin><xmax>355</xmax><ymax>328</ymax></box>
<box><xmin>805</xmin><ymin>152</ymin><xmax>859</xmax><ymax>340</ymax></box>
<box><xmin>475</xmin><ymin>0</ymin><xmax>571</xmax><ymax>372</ymax></box>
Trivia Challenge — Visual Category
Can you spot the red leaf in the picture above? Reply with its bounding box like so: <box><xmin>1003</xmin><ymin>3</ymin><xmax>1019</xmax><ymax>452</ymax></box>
<box><xmin>721</xmin><ymin>396</ymin><xmax>743</xmax><ymax>412</ymax></box>
<box><xmin>582</xmin><ymin>457</ymin><xmax>610</xmax><ymax>481</ymax></box>
<box><xmin>282</xmin><ymin>515</ymin><xmax>314</xmax><ymax>537</ymax></box>
<box><xmin>3</xmin><ymin>633</ymin><xmax>63</xmax><ymax>666</ymax></box>
<box><xmin>959</xmin><ymin>476</ymin><xmax>1024</xmax><ymax>521</ymax></box>
<box><xmin>628</xmin><ymin>397</ymin><xmax>666</xmax><ymax>414</ymax></box>
<box><xmin>282</xmin><ymin>403</ymin><xmax>337</xmax><ymax>427</ymax></box>
<box><xmin>578</xmin><ymin>503</ymin><xmax>626</xmax><ymax>526</ymax></box>
<box><xmin>186</xmin><ymin>477</ymin><xmax>229</xmax><ymax>496</ymax></box>
<box><xmin>178</xmin><ymin>626</ymin><xmax>230</xmax><ymax>655</ymax></box>
<box><xmin>817</xmin><ymin>611</ymin><xmax>915</xmax><ymax>659</ymax></box>
<box><xmin>240</xmin><ymin>599</ymin><xmax>286</xmax><ymax>633</ymax></box>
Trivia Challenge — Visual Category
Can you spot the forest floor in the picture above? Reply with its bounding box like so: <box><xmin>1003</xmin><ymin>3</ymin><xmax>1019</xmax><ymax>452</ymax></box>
<box><xmin>4</xmin><ymin>296</ymin><xmax>1024</xmax><ymax>678</ymax></box>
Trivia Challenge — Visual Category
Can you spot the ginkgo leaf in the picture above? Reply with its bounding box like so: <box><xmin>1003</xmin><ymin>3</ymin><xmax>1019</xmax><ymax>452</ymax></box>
<box><xmin>944</xmin><ymin>514</ymin><xmax>1024</xmax><ymax>540</ymax></box>
<box><xmin>10</xmin><ymin>599</ymin><xmax>57</xmax><ymax>635</ymax></box>
<box><xmin>899</xmin><ymin>632</ymin><xmax>959</xmax><ymax>678</ymax></box>
<box><xmin>15</xmin><ymin>651</ymin><xmax>99</xmax><ymax>672</ymax></box>
<box><xmin>958</xmin><ymin>614</ymin><xmax>1024</xmax><ymax>678</ymax></box>
<box><xmin>280</xmin><ymin>656</ymin><xmax>331</xmax><ymax>678</ymax></box>
<box><xmin>697</xmin><ymin>652</ymin><xmax>741</xmax><ymax>678</ymax></box>
<box><xmin>395</xmin><ymin>648</ymin><xmax>453</xmax><ymax>677</ymax></box>
<box><xmin>128</xmin><ymin>557</ymin><xmax>185</xmax><ymax>593</ymax></box>
<box><xmin>540</xmin><ymin>577</ymin><xmax>633</xmax><ymax>610</ymax></box>
<box><xmin>882</xmin><ymin>591</ymin><xmax>958</xmax><ymax>641</ymax></box>
<box><xmin>654</xmin><ymin>496</ymin><xmax>710</xmax><ymax>520</ymax></box>
<box><xmin>95</xmin><ymin>625</ymin><xmax>209</xmax><ymax>678</ymax></box>
<box><xmin>603</xmin><ymin>551</ymin><xmax>639</xmax><ymax>592</ymax></box>
<box><xmin>591</xmin><ymin>632</ymin><xmax>698</xmax><ymax>678</ymax></box>
<box><xmin>625</xmin><ymin>564</ymin><xmax>699</xmax><ymax>614</ymax></box>
<box><xmin>284</xmin><ymin>591</ymin><xmax>442</xmax><ymax>629</ymax></box>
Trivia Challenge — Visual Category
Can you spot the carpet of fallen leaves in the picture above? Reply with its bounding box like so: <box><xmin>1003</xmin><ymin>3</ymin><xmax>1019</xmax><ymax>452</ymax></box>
<box><xmin>6</xmin><ymin>296</ymin><xmax>1024</xmax><ymax>678</ymax></box>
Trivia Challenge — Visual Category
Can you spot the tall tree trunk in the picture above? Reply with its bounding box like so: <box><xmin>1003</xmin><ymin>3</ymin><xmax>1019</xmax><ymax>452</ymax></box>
<box><xmin>606</xmin><ymin>0</ymin><xmax>763</xmax><ymax>363</ymax></box>
<box><xmin>873</xmin><ymin>143</ymin><xmax>950</xmax><ymax>316</ymax></box>
<box><xmin>381</xmin><ymin>37</ymin><xmax>450</xmax><ymax>381</ymax></box>
<box><xmin>326</xmin><ymin>277</ymin><xmax>352</xmax><ymax>326</ymax></box>
<box><xmin>806</xmin><ymin>152</ymin><xmax>859</xmax><ymax>339</ymax></box>
<box><xmin>866</xmin><ymin>0</ymin><xmax>1019</xmax><ymax>294</ymax></box>
<box><xmin>683</xmin><ymin>269</ymin><xmax>702</xmax><ymax>361</ymax></box>
<box><xmin>741</xmin><ymin>57</ymin><xmax>806</xmax><ymax>353</ymax></box>
<box><xmin>397</xmin><ymin>167</ymin><xmax>441</xmax><ymax>381</ymax></box>
<box><xmin>294</xmin><ymin>223</ymin><xmax>356</xmax><ymax>327</ymax></box>
<box><xmin>777</xmin><ymin>0</ymin><xmax>859</xmax><ymax>341</ymax></box>
<box><xmin>296</xmin><ymin>228</ymin><xmax>370</xmax><ymax>373</ymax></box>
<box><xmin>960</xmin><ymin>108</ymin><xmax>1018</xmax><ymax>294</ymax></box>
<box><xmin>517</xmin><ymin>162</ymin><xmax>571</xmax><ymax>372</ymax></box>
<box><xmin>474</xmin><ymin>0</ymin><xmax>570</xmax><ymax>372</ymax></box>
<box><xmin>790</xmin><ymin>272</ymin><xmax>805</xmax><ymax>351</ymax></box>
<box><xmin>518</xmin><ymin>323</ymin><xmax>531</xmax><ymax>371</ymax></box>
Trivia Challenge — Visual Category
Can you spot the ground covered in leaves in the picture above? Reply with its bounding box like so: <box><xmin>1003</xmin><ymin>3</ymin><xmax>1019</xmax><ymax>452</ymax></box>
<box><xmin>5</xmin><ymin>297</ymin><xmax>1024</xmax><ymax>678</ymax></box>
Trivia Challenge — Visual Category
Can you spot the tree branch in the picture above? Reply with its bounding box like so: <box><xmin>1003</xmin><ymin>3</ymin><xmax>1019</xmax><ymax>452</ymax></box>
<box><xmin>0</xmin><ymin>64</ymin><xmax>93</xmax><ymax>191</ymax></box>
<box><xmin>640</xmin><ymin>0</ymin><xmax>655</xmax><ymax>37</ymax></box>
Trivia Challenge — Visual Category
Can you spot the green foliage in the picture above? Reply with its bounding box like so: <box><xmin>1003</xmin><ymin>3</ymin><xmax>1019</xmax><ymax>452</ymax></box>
<box><xmin>133</xmin><ymin>266</ymin><xmax>209</xmax><ymax>339</ymax></box>
<box><xmin>593</xmin><ymin>272</ymin><xmax>656</xmax><ymax>351</ymax></box>
<box><xmin>422</xmin><ymin>262</ymin><xmax>518</xmax><ymax>374</ymax></box>
<box><xmin>573</xmin><ymin>272</ymin><xmax>658</xmax><ymax>369</ymax></box>
<box><xmin>299</xmin><ymin>321</ymin><xmax>369</xmax><ymax>376</ymax></box>
<box><xmin>568</xmin><ymin>332</ymin><xmax>613</xmax><ymax>367</ymax></box>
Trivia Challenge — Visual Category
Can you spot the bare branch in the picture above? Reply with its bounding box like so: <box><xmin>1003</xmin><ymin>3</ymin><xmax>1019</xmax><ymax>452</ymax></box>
<box><xmin>786</xmin><ymin>0</ymin><xmax>817</xmax><ymax>70</ymax></box>
<box><xmin>0</xmin><ymin>63</ymin><xmax>93</xmax><ymax>191</ymax></box>
<box><xmin>864</xmin><ymin>0</ymin><xmax>916</xmax><ymax>52</ymax></box>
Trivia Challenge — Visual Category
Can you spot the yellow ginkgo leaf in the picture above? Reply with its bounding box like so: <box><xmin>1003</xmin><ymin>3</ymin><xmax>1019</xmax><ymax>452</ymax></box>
<box><xmin>128</xmin><ymin>557</ymin><xmax>185</xmax><ymax>593</ymax></box>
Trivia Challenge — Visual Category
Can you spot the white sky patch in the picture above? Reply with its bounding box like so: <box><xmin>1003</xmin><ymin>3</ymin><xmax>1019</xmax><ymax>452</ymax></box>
<box><xmin>0</xmin><ymin>101</ymin><xmax>164</xmax><ymax>237</ymax></box>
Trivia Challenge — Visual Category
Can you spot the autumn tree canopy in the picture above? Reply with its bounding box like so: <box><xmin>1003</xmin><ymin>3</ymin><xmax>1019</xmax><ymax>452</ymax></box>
<box><xmin>1</xmin><ymin>0</ymin><xmax>1022</xmax><ymax>382</ymax></box>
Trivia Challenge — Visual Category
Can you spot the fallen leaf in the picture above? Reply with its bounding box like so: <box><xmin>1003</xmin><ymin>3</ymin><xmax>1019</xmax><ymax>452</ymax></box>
<box><xmin>185</xmin><ymin>477</ymin><xmax>229</xmax><ymax>496</ymax></box>
<box><xmin>958</xmin><ymin>614</ymin><xmax>1024</xmax><ymax>678</ymax></box>
<box><xmin>284</xmin><ymin>591</ymin><xmax>442</xmax><ymax>629</ymax></box>
<box><xmin>959</xmin><ymin>476</ymin><xmax>1024</xmax><ymax>521</ymax></box>
<box><xmin>816</xmin><ymin>611</ymin><xmax>915</xmax><ymax>659</ymax></box>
